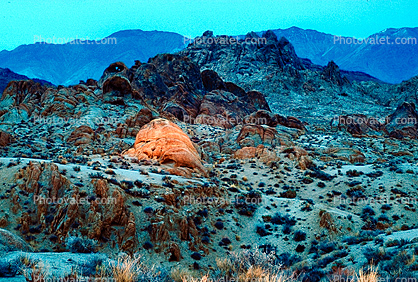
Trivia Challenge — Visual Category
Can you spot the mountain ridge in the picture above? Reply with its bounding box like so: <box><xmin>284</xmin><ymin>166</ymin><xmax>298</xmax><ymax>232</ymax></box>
<box><xmin>0</xmin><ymin>27</ymin><xmax>417</xmax><ymax>86</ymax></box>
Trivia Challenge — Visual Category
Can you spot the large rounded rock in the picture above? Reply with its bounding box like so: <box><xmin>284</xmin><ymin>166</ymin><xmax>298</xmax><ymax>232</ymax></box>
<box><xmin>0</xmin><ymin>228</ymin><xmax>32</xmax><ymax>253</ymax></box>
<box><xmin>125</xmin><ymin>119</ymin><xmax>207</xmax><ymax>176</ymax></box>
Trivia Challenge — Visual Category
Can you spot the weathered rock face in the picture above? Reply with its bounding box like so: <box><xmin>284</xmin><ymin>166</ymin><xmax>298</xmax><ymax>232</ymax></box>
<box><xmin>243</xmin><ymin>110</ymin><xmax>306</xmax><ymax>132</ymax></box>
<box><xmin>98</xmin><ymin>62</ymin><xmax>132</xmax><ymax>95</ymax></box>
<box><xmin>0</xmin><ymin>130</ymin><xmax>13</xmax><ymax>147</ymax></box>
<box><xmin>67</xmin><ymin>125</ymin><xmax>95</xmax><ymax>146</ymax></box>
<box><xmin>131</xmin><ymin>63</ymin><xmax>170</xmax><ymax>103</ymax></box>
<box><xmin>125</xmin><ymin>118</ymin><xmax>207</xmax><ymax>176</ymax></box>
<box><xmin>0</xmin><ymin>80</ymin><xmax>48</xmax><ymax>117</ymax></box>
<box><xmin>0</xmin><ymin>228</ymin><xmax>32</xmax><ymax>252</ymax></box>
<box><xmin>319</xmin><ymin>147</ymin><xmax>366</xmax><ymax>164</ymax></box>
<box><xmin>337</xmin><ymin>103</ymin><xmax>418</xmax><ymax>139</ymax></box>
<box><xmin>129</xmin><ymin>54</ymin><xmax>207</xmax><ymax>121</ymax></box>
<box><xmin>180</xmin><ymin>30</ymin><xmax>304</xmax><ymax>83</ymax></box>
<box><xmin>338</xmin><ymin>114</ymin><xmax>387</xmax><ymax>136</ymax></box>
<box><xmin>386</xmin><ymin>102</ymin><xmax>418</xmax><ymax>139</ymax></box>
<box><xmin>115</xmin><ymin>108</ymin><xmax>156</xmax><ymax>138</ymax></box>
<box><xmin>13</xmin><ymin>162</ymin><xmax>134</xmax><ymax>251</ymax></box>
<box><xmin>196</xmin><ymin>90</ymin><xmax>255</xmax><ymax>128</ymax></box>
<box><xmin>195</xmin><ymin>70</ymin><xmax>271</xmax><ymax>128</ymax></box>
<box><xmin>95</xmin><ymin>53</ymin><xmax>271</xmax><ymax>127</ymax></box>
<box><xmin>234</xmin><ymin>145</ymin><xmax>279</xmax><ymax>165</ymax></box>
<box><xmin>201</xmin><ymin>69</ymin><xmax>227</xmax><ymax>92</ymax></box>
<box><xmin>237</xmin><ymin>124</ymin><xmax>278</xmax><ymax>147</ymax></box>
<box><xmin>321</xmin><ymin>61</ymin><xmax>350</xmax><ymax>86</ymax></box>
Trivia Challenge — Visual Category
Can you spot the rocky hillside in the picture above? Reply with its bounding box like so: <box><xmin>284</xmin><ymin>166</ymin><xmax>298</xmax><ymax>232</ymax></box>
<box><xmin>0</xmin><ymin>67</ymin><xmax>52</xmax><ymax>94</ymax></box>
<box><xmin>180</xmin><ymin>30</ymin><xmax>418</xmax><ymax>124</ymax></box>
<box><xmin>0</xmin><ymin>30</ymin><xmax>417</xmax><ymax>281</ymax></box>
<box><xmin>267</xmin><ymin>26</ymin><xmax>418</xmax><ymax>84</ymax></box>
<box><xmin>0</xmin><ymin>30</ymin><xmax>186</xmax><ymax>86</ymax></box>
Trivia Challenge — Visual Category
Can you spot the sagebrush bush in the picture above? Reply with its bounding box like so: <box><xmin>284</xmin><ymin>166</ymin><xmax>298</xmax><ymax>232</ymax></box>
<box><xmin>0</xmin><ymin>256</ymin><xmax>22</xmax><ymax>277</ymax></box>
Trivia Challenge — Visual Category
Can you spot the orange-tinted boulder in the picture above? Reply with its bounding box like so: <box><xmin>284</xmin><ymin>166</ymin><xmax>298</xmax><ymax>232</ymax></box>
<box><xmin>0</xmin><ymin>130</ymin><xmax>12</xmax><ymax>147</ymax></box>
<box><xmin>234</xmin><ymin>145</ymin><xmax>279</xmax><ymax>165</ymax></box>
<box><xmin>125</xmin><ymin>119</ymin><xmax>207</xmax><ymax>176</ymax></box>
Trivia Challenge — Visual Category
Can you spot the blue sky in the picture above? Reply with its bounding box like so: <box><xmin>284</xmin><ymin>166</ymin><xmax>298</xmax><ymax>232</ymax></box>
<box><xmin>0</xmin><ymin>0</ymin><xmax>417</xmax><ymax>51</ymax></box>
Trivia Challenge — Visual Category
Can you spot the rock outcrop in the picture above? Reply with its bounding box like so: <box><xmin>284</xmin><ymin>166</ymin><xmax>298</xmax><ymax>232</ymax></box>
<box><xmin>98</xmin><ymin>62</ymin><xmax>132</xmax><ymax>96</ymax></box>
<box><xmin>337</xmin><ymin>114</ymin><xmax>387</xmax><ymax>136</ymax></box>
<box><xmin>386</xmin><ymin>102</ymin><xmax>418</xmax><ymax>139</ymax></box>
<box><xmin>125</xmin><ymin>118</ymin><xmax>207</xmax><ymax>176</ymax></box>
<box><xmin>321</xmin><ymin>61</ymin><xmax>350</xmax><ymax>86</ymax></box>
<box><xmin>0</xmin><ymin>228</ymin><xmax>33</xmax><ymax>252</ymax></box>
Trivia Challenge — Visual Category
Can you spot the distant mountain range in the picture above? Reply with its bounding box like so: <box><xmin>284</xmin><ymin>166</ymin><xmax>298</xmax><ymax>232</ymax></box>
<box><xmin>267</xmin><ymin>27</ymin><xmax>418</xmax><ymax>84</ymax></box>
<box><xmin>0</xmin><ymin>27</ymin><xmax>417</xmax><ymax>86</ymax></box>
<box><xmin>0</xmin><ymin>30</ymin><xmax>186</xmax><ymax>86</ymax></box>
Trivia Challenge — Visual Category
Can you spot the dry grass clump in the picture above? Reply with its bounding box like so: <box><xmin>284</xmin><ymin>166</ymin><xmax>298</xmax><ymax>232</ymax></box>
<box><xmin>110</xmin><ymin>253</ymin><xmax>171</xmax><ymax>282</ymax></box>
<box><xmin>21</xmin><ymin>262</ymin><xmax>49</xmax><ymax>282</ymax></box>
<box><xmin>171</xmin><ymin>267</ymin><xmax>194</xmax><ymax>282</ymax></box>
<box><xmin>356</xmin><ymin>266</ymin><xmax>379</xmax><ymax>282</ymax></box>
<box><xmin>212</xmin><ymin>248</ymin><xmax>295</xmax><ymax>282</ymax></box>
<box><xmin>111</xmin><ymin>254</ymin><xmax>141</xmax><ymax>282</ymax></box>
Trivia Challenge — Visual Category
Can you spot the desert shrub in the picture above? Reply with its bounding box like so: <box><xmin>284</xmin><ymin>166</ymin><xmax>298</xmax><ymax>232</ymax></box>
<box><xmin>226</xmin><ymin>248</ymin><xmax>282</xmax><ymax>275</ymax></box>
<box><xmin>277</xmin><ymin>252</ymin><xmax>301</xmax><ymax>268</ymax></box>
<box><xmin>381</xmin><ymin>250</ymin><xmax>415</xmax><ymax>276</ymax></box>
<box><xmin>346</xmin><ymin>186</ymin><xmax>366</xmax><ymax>199</ymax></box>
<box><xmin>363</xmin><ymin>246</ymin><xmax>391</xmax><ymax>265</ymax></box>
<box><xmin>293</xmin><ymin>230</ymin><xmax>307</xmax><ymax>242</ymax></box>
<box><xmin>255</xmin><ymin>224</ymin><xmax>270</xmax><ymax>237</ymax></box>
<box><xmin>297</xmin><ymin>265</ymin><xmax>325</xmax><ymax>282</ymax></box>
<box><xmin>318</xmin><ymin>241</ymin><xmax>337</xmax><ymax>254</ymax></box>
<box><xmin>271</xmin><ymin>212</ymin><xmax>296</xmax><ymax>226</ymax></box>
<box><xmin>361</xmin><ymin>206</ymin><xmax>376</xmax><ymax>219</ymax></box>
<box><xmin>77</xmin><ymin>254</ymin><xmax>106</xmax><ymax>276</ymax></box>
<box><xmin>282</xmin><ymin>223</ymin><xmax>292</xmax><ymax>234</ymax></box>
<box><xmin>0</xmin><ymin>256</ymin><xmax>22</xmax><ymax>277</ymax></box>
<box><xmin>65</xmin><ymin>236</ymin><xmax>98</xmax><ymax>253</ymax></box>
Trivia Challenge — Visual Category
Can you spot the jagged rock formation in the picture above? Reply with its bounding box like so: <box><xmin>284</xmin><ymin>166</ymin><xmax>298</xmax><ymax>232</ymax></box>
<box><xmin>179</xmin><ymin>30</ymin><xmax>418</xmax><ymax>124</ymax></box>
<box><xmin>321</xmin><ymin>61</ymin><xmax>350</xmax><ymax>86</ymax></box>
<box><xmin>337</xmin><ymin>102</ymin><xmax>418</xmax><ymax>139</ymax></box>
<box><xmin>386</xmin><ymin>102</ymin><xmax>418</xmax><ymax>139</ymax></box>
